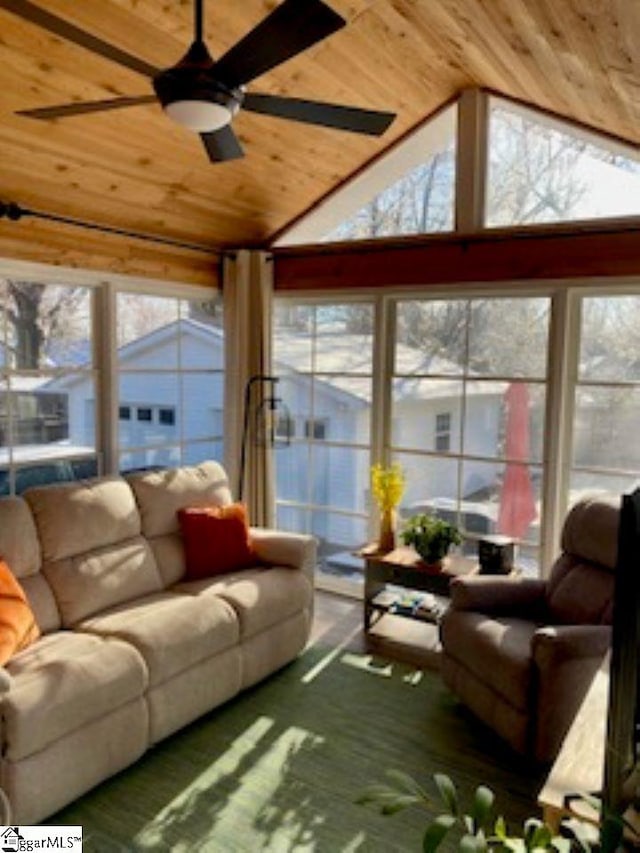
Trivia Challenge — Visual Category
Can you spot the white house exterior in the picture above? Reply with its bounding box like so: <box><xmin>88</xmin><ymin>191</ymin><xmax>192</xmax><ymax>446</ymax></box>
<box><xmin>19</xmin><ymin>318</ymin><xmax>515</xmax><ymax>556</ymax></box>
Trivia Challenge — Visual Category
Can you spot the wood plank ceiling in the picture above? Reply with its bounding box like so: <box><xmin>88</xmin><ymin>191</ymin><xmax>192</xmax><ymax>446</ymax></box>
<box><xmin>1</xmin><ymin>0</ymin><xmax>640</xmax><ymax>274</ymax></box>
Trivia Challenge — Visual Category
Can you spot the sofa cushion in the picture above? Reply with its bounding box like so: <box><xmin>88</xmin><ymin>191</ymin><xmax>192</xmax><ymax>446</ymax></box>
<box><xmin>20</xmin><ymin>574</ymin><xmax>61</xmax><ymax>634</ymax></box>
<box><xmin>127</xmin><ymin>461</ymin><xmax>232</xmax><ymax>539</ymax></box>
<box><xmin>146</xmin><ymin>533</ymin><xmax>186</xmax><ymax>588</ymax></box>
<box><xmin>0</xmin><ymin>497</ymin><xmax>41</xmax><ymax>578</ymax></box>
<box><xmin>4</xmin><ymin>631</ymin><xmax>147</xmax><ymax>761</ymax></box>
<box><xmin>0</xmin><ymin>561</ymin><xmax>39</xmax><ymax>664</ymax></box>
<box><xmin>175</xmin><ymin>566</ymin><xmax>313</xmax><ymax>640</ymax></box>
<box><xmin>439</xmin><ymin>610</ymin><xmax>538</xmax><ymax>711</ymax></box>
<box><xmin>25</xmin><ymin>477</ymin><xmax>141</xmax><ymax>562</ymax></box>
<box><xmin>78</xmin><ymin>591</ymin><xmax>239</xmax><ymax>686</ymax></box>
<box><xmin>178</xmin><ymin>503</ymin><xmax>256</xmax><ymax>579</ymax></box>
<box><xmin>43</xmin><ymin>537</ymin><xmax>164</xmax><ymax>626</ymax></box>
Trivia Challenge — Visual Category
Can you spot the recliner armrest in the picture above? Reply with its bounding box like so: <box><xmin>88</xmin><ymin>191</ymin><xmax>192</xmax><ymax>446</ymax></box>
<box><xmin>532</xmin><ymin>624</ymin><xmax>611</xmax><ymax>668</ymax></box>
<box><xmin>532</xmin><ymin>625</ymin><xmax>611</xmax><ymax>762</ymax></box>
<box><xmin>449</xmin><ymin>575</ymin><xmax>547</xmax><ymax>615</ymax></box>
<box><xmin>250</xmin><ymin>528</ymin><xmax>317</xmax><ymax>584</ymax></box>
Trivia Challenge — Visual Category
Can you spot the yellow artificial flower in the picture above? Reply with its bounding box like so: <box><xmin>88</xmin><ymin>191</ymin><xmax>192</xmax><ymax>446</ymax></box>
<box><xmin>370</xmin><ymin>463</ymin><xmax>406</xmax><ymax>512</ymax></box>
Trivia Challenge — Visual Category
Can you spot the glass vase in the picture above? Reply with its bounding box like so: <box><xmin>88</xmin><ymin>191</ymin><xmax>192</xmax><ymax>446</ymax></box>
<box><xmin>378</xmin><ymin>507</ymin><xmax>397</xmax><ymax>553</ymax></box>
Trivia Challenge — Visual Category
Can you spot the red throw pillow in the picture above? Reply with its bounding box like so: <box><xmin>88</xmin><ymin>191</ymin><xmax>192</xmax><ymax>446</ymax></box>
<box><xmin>177</xmin><ymin>503</ymin><xmax>257</xmax><ymax>580</ymax></box>
<box><xmin>0</xmin><ymin>559</ymin><xmax>40</xmax><ymax>665</ymax></box>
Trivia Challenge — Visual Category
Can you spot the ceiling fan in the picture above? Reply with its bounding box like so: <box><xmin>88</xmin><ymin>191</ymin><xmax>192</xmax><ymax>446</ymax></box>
<box><xmin>2</xmin><ymin>0</ymin><xmax>396</xmax><ymax>163</ymax></box>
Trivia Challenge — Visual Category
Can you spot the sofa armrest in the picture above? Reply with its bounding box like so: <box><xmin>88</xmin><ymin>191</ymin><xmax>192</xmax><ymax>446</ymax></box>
<box><xmin>250</xmin><ymin>528</ymin><xmax>317</xmax><ymax>584</ymax></box>
<box><xmin>449</xmin><ymin>575</ymin><xmax>547</xmax><ymax>615</ymax></box>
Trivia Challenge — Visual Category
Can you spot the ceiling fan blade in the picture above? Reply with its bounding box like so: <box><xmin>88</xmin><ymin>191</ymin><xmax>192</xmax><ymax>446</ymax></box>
<box><xmin>0</xmin><ymin>0</ymin><xmax>159</xmax><ymax>78</ymax></box>
<box><xmin>201</xmin><ymin>126</ymin><xmax>244</xmax><ymax>162</ymax></box>
<box><xmin>243</xmin><ymin>93</ymin><xmax>396</xmax><ymax>136</ymax></box>
<box><xmin>213</xmin><ymin>0</ymin><xmax>345</xmax><ymax>88</ymax></box>
<box><xmin>17</xmin><ymin>95</ymin><xmax>157</xmax><ymax>121</ymax></box>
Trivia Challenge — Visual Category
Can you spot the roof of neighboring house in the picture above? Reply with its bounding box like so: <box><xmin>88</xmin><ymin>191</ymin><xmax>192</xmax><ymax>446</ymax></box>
<box><xmin>42</xmin><ymin>317</ymin><xmax>224</xmax><ymax>392</ymax></box>
<box><xmin>40</xmin><ymin>318</ymin><xmax>507</xmax><ymax>405</ymax></box>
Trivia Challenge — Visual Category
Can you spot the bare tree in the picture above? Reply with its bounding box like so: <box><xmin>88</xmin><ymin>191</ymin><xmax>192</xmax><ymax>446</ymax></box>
<box><xmin>324</xmin><ymin>147</ymin><xmax>455</xmax><ymax>242</ymax></box>
<box><xmin>2</xmin><ymin>281</ymin><xmax>86</xmax><ymax>369</ymax></box>
<box><xmin>487</xmin><ymin>110</ymin><xmax>589</xmax><ymax>225</ymax></box>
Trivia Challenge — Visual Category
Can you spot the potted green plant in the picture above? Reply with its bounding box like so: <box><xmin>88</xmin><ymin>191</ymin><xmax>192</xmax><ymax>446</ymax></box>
<box><xmin>357</xmin><ymin>769</ymin><xmax>637</xmax><ymax>852</ymax></box>
<box><xmin>401</xmin><ymin>513</ymin><xmax>461</xmax><ymax>566</ymax></box>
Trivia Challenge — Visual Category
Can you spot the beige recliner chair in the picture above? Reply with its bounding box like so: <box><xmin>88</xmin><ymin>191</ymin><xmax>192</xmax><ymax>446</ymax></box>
<box><xmin>440</xmin><ymin>495</ymin><xmax>619</xmax><ymax>763</ymax></box>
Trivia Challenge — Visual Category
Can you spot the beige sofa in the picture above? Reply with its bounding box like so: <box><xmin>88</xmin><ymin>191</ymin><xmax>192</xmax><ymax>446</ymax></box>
<box><xmin>440</xmin><ymin>494</ymin><xmax>617</xmax><ymax>763</ymax></box>
<box><xmin>0</xmin><ymin>461</ymin><xmax>316</xmax><ymax>825</ymax></box>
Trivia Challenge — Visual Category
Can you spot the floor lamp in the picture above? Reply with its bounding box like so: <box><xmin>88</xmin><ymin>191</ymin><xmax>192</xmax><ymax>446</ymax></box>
<box><xmin>238</xmin><ymin>374</ymin><xmax>291</xmax><ymax>502</ymax></box>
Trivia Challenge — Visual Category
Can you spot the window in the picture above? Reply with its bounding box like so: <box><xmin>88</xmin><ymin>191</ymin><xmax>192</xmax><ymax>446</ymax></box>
<box><xmin>392</xmin><ymin>296</ymin><xmax>549</xmax><ymax>573</ymax></box>
<box><xmin>116</xmin><ymin>292</ymin><xmax>224</xmax><ymax>472</ymax></box>
<box><xmin>435</xmin><ymin>412</ymin><xmax>451</xmax><ymax>452</ymax></box>
<box><xmin>159</xmin><ymin>407</ymin><xmax>175</xmax><ymax>426</ymax></box>
<box><xmin>276</xmin><ymin>104</ymin><xmax>457</xmax><ymax>245</ymax></box>
<box><xmin>119</xmin><ymin>405</ymin><xmax>131</xmax><ymax>421</ymax></box>
<box><xmin>305</xmin><ymin>418</ymin><xmax>327</xmax><ymax>440</ymax></box>
<box><xmin>275</xmin><ymin>413</ymin><xmax>295</xmax><ymax>440</ymax></box>
<box><xmin>486</xmin><ymin>97</ymin><xmax>640</xmax><ymax>227</ymax></box>
<box><xmin>569</xmin><ymin>295</ymin><xmax>640</xmax><ymax>502</ymax></box>
<box><xmin>136</xmin><ymin>407</ymin><xmax>152</xmax><ymax>422</ymax></box>
<box><xmin>273</xmin><ymin>301</ymin><xmax>374</xmax><ymax>589</ymax></box>
<box><xmin>0</xmin><ymin>278</ymin><xmax>97</xmax><ymax>495</ymax></box>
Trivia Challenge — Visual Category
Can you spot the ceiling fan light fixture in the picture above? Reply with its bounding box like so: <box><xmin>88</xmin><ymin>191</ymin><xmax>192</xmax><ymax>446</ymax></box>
<box><xmin>164</xmin><ymin>99</ymin><xmax>231</xmax><ymax>132</ymax></box>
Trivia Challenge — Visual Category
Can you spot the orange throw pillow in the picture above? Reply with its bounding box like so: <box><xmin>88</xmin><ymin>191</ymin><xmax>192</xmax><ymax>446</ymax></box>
<box><xmin>0</xmin><ymin>559</ymin><xmax>40</xmax><ymax>665</ymax></box>
<box><xmin>178</xmin><ymin>503</ymin><xmax>257</xmax><ymax>580</ymax></box>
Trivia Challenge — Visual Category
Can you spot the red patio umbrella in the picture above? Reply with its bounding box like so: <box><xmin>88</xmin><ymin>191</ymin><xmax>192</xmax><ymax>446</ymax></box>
<box><xmin>497</xmin><ymin>382</ymin><xmax>537</xmax><ymax>539</ymax></box>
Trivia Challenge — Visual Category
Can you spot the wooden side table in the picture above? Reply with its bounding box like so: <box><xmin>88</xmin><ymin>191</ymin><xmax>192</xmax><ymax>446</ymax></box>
<box><xmin>363</xmin><ymin>546</ymin><xmax>477</xmax><ymax>631</ymax></box>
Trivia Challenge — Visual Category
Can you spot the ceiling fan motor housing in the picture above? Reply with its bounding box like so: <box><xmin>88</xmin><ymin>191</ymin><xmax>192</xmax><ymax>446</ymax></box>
<box><xmin>152</xmin><ymin>41</ymin><xmax>243</xmax><ymax>117</ymax></box>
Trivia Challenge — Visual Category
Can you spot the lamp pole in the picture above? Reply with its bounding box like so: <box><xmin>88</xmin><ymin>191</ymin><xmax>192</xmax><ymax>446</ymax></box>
<box><xmin>238</xmin><ymin>374</ymin><xmax>279</xmax><ymax>501</ymax></box>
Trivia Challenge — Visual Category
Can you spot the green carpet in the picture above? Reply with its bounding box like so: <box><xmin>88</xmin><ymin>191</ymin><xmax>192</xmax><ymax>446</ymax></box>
<box><xmin>53</xmin><ymin>644</ymin><xmax>545</xmax><ymax>852</ymax></box>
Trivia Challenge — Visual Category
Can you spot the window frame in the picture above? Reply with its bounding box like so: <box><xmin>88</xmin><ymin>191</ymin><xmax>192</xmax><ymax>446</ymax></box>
<box><xmin>0</xmin><ymin>259</ymin><xmax>223</xmax><ymax>492</ymax></box>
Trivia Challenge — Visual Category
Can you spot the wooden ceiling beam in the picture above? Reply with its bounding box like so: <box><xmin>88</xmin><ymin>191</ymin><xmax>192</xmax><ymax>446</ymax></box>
<box><xmin>273</xmin><ymin>224</ymin><xmax>640</xmax><ymax>291</ymax></box>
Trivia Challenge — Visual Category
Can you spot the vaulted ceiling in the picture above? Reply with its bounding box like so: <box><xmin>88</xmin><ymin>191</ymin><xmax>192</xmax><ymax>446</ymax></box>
<box><xmin>1</xmin><ymin>0</ymin><xmax>639</xmax><ymax>270</ymax></box>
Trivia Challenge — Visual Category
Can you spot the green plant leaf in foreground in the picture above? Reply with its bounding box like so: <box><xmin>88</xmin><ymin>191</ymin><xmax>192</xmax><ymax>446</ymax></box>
<box><xmin>422</xmin><ymin>813</ymin><xmax>456</xmax><ymax>853</ymax></box>
<box><xmin>434</xmin><ymin>773</ymin><xmax>459</xmax><ymax>816</ymax></box>
<box><xmin>460</xmin><ymin>832</ymin><xmax>487</xmax><ymax>852</ymax></box>
<box><xmin>355</xmin><ymin>783</ymin><xmax>421</xmax><ymax>815</ymax></box>
<box><xmin>472</xmin><ymin>785</ymin><xmax>495</xmax><ymax>832</ymax></box>
<box><xmin>359</xmin><ymin>768</ymin><xmax>635</xmax><ymax>852</ymax></box>
<box><xmin>385</xmin><ymin>768</ymin><xmax>430</xmax><ymax>799</ymax></box>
